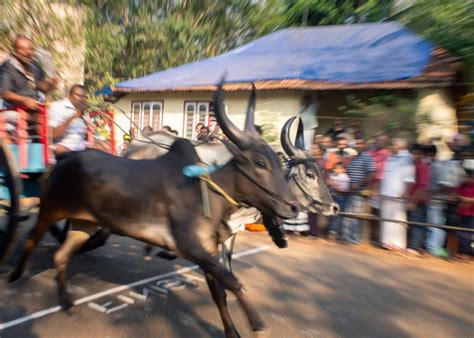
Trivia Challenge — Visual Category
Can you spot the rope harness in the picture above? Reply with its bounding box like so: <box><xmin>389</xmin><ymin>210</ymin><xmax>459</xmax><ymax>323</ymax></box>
<box><xmin>183</xmin><ymin>162</ymin><xmax>240</xmax><ymax>218</ymax></box>
<box><xmin>199</xmin><ymin>171</ymin><xmax>240</xmax><ymax>208</ymax></box>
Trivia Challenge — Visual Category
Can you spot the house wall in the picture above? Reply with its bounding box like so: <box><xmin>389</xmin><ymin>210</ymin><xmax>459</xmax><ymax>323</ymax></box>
<box><xmin>113</xmin><ymin>90</ymin><xmax>303</xmax><ymax>149</ymax></box>
<box><xmin>113</xmin><ymin>89</ymin><xmax>378</xmax><ymax>147</ymax></box>
<box><xmin>113</xmin><ymin>88</ymin><xmax>458</xmax><ymax>153</ymax></box>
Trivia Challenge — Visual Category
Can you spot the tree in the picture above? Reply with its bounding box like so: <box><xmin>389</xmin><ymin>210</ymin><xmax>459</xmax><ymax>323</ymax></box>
<box><xmin>271</xmin><ymin>0</ymin><xmax>394</xmax><ymax>27</ymax></box>
<box><xmin>0</xmin><ymin>0</ymin><xmax>84</xmax><ymax>98</ymax></box>
<box><xmin>81</xmin><ymin>0</ymin><xmax>262</xmax><ymax>91</ymax></box>
<box><xmin>397</xmin><ymin>0</ymin><xmax>474</xmax><ymax>88</ymax></box>
<box><xmin>339</xmin><ymin>94</ymin><xmax>420</xmax><ymax>141</ymax></box>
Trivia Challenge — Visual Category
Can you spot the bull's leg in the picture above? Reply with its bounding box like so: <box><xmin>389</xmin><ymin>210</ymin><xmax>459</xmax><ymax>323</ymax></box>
<box><xmin>221</xmin><ymin>233</ymin><xmax>236</xmax><ymax>273</ymax></box>
<box><xmin>54</xmin><ymin>230</ymin><xmax>91</xmax><ymax>310</ymax></box>
<box><xmin>183</xmin><ymin>247</ymin><xmax>266</xmax><ymax>335</ymax></box>
<box><xmin>9</xmin><ymin>215</ymin><xmax>56</xmax><ymax>282</ymax></box>
<box><xmin>205</xmin><ymin>272</ymin><xmax>240</xmax><ymax>338</ymax></box>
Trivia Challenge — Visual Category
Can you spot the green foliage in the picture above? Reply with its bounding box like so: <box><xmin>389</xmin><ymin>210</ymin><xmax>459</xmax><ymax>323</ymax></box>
<box><xmin>2</xmin><ymin>0</ymin><xmax>471</xmax><ymax>98</ymax></box>
<box><xmin>258</xmin><ymin>110</ymin><xmax>281</xmax><ymax>145</ymax></box>
<box><xmin>0</xmin><ymin>0</ymin><xmax>84</xmax><ymax>99</ymax></box>
<box><xmin>81</xmin><ymin>0</ymin><xmax>260</xmax><ymax>92</ymax></box>
<box><xmin>398</xmin><ymin>0</ymin><xmax>474</xmax><ymax>88</ymax></box>
<box><xmin>339</xmin><ymin>94</ymin><xmax>419</xmax><ymax>141</ymax></box>
<box><xmin>275</xmin><ymin>0</ymin><xmax>394</xmax><ymax>27</ymax></box>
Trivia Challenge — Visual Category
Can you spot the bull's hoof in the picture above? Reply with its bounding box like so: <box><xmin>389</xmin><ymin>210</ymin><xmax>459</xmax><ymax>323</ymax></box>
<box><xmin>253</xmin><ymin>330</ymin><xmax>268</xmax><ymax>338</ymax></box>
<box><xmin>156</xmin><ymin>250</ymin><xmax>178</xmax><ymax>260</ymax></box>
<box><xmin>8</xmin><ymin>269</ymin><xmax>22</xmax><ymax>283</ymax></box>
<box><xmin>60</xmin><ymin>298</ymin><xmax>75</xmax><ymax>312</ymax></box>
<box><xmin>0</xmin><ymin>264</ymin><xmax>11</xmax><ymax>274</ymax></box>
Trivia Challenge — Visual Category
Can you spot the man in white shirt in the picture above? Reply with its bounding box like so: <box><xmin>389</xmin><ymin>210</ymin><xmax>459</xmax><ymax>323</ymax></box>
<box><xmin>380</xmin><ymin>138</ymin><xmax>415</xmax><ymax>250</ymax></box>
<box><xmin>48</xmin><ymin>84</ymin><xmax>88</xmax><ymax>155</ymax></box>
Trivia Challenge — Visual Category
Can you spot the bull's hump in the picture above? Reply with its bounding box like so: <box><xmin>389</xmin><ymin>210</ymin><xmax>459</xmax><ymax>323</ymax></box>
<box><xmin>168</xmin><ymin>139</ymin><xmax>200</xmax><ymax>165</ymax></box>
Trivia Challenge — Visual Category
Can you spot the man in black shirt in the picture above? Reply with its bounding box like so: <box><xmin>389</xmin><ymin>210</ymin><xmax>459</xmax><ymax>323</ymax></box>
<box><xmin>0</xmin><ymin>36</ymin><xmax>56</xmax><ymax>111</ymax></box>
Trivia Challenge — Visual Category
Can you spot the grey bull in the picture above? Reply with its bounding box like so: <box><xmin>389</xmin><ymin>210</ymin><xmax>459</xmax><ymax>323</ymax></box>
<box><xmin>7</xmin><ymin>81</ymin><xmax>298</xmax><ymax>338</ymax></box>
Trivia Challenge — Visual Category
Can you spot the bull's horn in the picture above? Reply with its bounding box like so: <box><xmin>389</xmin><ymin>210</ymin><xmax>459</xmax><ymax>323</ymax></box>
<box><xmin>295</xmin><ymin>117</ymin><xmax>305</xmax><ymax>150</ymax></box>
<box><xmin>244</xmin><ymin>82</ymin><xmax>257</xmax><ymax>135</ymax></box>
<box><xmin>213</xmin><ymin>77</ymin><xmax>252</xmax><ymax>149</ymax></box>
<box><xmin>280</xmin><ymin>116</ymin><xmax>299</xmax><ymax>157</ymax></box>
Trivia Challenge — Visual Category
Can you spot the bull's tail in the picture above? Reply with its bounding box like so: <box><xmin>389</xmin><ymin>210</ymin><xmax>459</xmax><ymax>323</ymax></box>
<box><xmin>0</xmin><ymin>141</ymin><xmax>22</xmax><ymax>263</ymax></box>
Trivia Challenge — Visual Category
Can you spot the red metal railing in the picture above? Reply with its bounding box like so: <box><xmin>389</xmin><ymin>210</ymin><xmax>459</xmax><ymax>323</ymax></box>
<box><xmin>1</xmin><ymin>106</ymin><xmax>117</xmax><ymax>169</ymax></box>
<box><xmin>0</xmin><ymin>105</ymin><xmax>49</xmax><ymax>170</ymax></box>
<box><xmin>0</xmin><ymin>105</ymin><xmax>48</xmax><ymax>171</ymax></box>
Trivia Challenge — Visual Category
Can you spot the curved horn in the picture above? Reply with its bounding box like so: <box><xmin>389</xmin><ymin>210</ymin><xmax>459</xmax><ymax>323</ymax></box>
<box><xmin>295</xmin><ymin>117</ymin><xmax>305</xmax><ymax>150</ymax></box>
<box><xmin>213</xmin><ymin>77</ymin><xmax>252</xmax><ymax>149</ymax></box>
<box><xmin>244</xmin><ymin>82</ymin><xmax>257</xmax><ymax>135</ymax></box>
<box><xmin>280</xmin><ymin>116</ymin><xmax>299</xmax><ymax>157</ymax></box>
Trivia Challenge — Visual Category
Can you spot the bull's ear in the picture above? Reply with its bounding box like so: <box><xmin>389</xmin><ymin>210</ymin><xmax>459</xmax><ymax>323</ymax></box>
<box><xmin>224</xmin><ymin>141</ymin><xmax>251</xmax><ymax>164</ymax></box>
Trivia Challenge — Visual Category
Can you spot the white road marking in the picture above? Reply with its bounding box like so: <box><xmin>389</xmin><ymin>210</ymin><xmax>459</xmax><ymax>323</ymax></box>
<box><xmin>148</xmin><ymin>284</ymin><xmax>168</xmax><ymax>295</ymax></box>
<box><xmin>117</xmin><ymin>295</ymin><xmax>135</xmax><ymax>304</ymax></box>
<box><xmin>87</xmin><ymin>303</ymin><xmax>107</xmax><ymax>313</ymax></box>
<box><xmin>105</xmin><ymin>303</ymin><xmax>129</xmax><ymax>314</ymax></box>
<box><xmin>0</xmin><ymin>245</ymin><xmax>271</xmax><ymax>331</ymax></box>
<box><xmin>129</xmin><ymin>291</ymin><xmax>147</xmax><ymax>301</ymax></box>
<box><xmin>182</xmin><ymin>273</ymin><xmax>205</xmax><ymax>283</ymax></box>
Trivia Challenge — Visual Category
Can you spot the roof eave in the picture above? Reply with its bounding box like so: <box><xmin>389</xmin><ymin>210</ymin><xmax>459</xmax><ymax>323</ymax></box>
<box><xmin>112</xmin><ymin>79</ymin><xmax>457</xmax><ymax>94</ymax></box>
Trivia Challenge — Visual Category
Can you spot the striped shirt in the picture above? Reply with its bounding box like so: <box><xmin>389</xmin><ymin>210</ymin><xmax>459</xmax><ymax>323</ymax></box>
<box><xmin>347</xmin><ymin>151</ymin><xmax>376</xmax><ymax>191</ymax></box>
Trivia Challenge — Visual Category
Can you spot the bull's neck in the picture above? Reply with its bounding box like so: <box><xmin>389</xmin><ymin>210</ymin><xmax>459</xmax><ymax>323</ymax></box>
<box><xmin>208</xmin><ymin>161</ymin><xmax>239</xmax><ymax>205</ymax></box>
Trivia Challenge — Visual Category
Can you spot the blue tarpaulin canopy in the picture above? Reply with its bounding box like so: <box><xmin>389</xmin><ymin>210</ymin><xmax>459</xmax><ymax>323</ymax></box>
<box><xmin>115</xmin><ymin>22</ymin><xmax>433</xmax><ymax>91</ymax></box>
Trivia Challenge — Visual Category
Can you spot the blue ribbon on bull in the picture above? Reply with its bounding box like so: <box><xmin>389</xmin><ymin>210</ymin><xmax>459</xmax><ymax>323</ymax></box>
<box><xmin>183</xmin><ymin>164</ymin><xmax>222</xmax><ymax>178</ymax></box>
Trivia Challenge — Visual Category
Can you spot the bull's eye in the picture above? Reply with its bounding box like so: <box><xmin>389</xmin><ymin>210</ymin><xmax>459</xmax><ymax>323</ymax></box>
<box><xmin>256</xmin><ymin>160</ymin><xmax>266</xmax><ymax>169</ymax></box>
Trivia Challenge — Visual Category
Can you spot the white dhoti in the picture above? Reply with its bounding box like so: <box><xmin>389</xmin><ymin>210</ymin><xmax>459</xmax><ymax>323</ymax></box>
<box><xmin>283</xmin><ymin>212</ymin><xmax>309</xmax><ymax>232</ymax></box>
<box><xmin>380</xmin><ymin>198</ymin><xmax>407</xmax><ymax>249</ymax></box>
<box><xmin>56</xmin><ymin>134</ymin><xmax>88</xmax><ymax>152</ymax></box>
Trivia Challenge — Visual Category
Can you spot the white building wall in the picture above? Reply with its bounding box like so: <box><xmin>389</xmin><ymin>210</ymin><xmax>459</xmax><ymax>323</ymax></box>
<box><xmin>113</xmin><ymin>90</ymin><xmax>302</xmax><ymax>149</ymax></box>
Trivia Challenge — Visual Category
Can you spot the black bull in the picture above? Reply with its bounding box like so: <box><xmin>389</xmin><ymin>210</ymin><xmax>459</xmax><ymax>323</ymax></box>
<box><xmin>7</xmin><ymin>82</ymin><xmax>298</xmax><ymax>337</ymax></box>
<box><xmin>124</xmin><ymin>116</ymin><xmax>338</xmax><ymax>256</ymax></box>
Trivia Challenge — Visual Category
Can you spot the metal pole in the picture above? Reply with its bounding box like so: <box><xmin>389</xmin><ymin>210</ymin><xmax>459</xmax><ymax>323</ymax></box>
<box><xmin>338</xmin><ymin>212</ymin><xmax>474</xmax><ymax>233</ymax></box>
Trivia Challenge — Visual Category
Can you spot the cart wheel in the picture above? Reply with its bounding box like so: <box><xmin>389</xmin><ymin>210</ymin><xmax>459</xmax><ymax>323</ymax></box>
<box><xmin>0</xmin><ymin>140</ymin><xmax>22</xmax><ymax>262</ymax></box>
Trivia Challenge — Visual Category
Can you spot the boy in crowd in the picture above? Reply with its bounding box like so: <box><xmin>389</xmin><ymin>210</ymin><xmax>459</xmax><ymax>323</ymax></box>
<box><xmin>326</xmin><ymin>162</ymin><xmax>350</xmax><ymax>240</ymax></box>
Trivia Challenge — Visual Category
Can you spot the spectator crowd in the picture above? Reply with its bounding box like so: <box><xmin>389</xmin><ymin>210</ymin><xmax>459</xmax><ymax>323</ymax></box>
<box><xmin>186</xmin><ymin>112</ymin><xmax>473</xmax><ymax>260</ymax></box>
<box><xmin>305</xmin><ymin>122</ymin><xmax>473</xmax><ymax>260</ymax></box>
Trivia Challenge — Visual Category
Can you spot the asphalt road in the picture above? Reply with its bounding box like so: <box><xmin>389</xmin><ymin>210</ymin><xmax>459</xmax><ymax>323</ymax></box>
<box><xmin>0</xmin><ymin>224</ymin><xmax>472</xmax><ymax>338</ymax></box>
